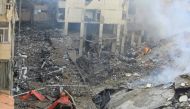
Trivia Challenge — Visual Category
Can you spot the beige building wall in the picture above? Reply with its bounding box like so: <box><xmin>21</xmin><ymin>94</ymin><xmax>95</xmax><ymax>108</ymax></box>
<box><xmin>61</xmin><ymin>0</ymin><xmax>125</xmax><ymax>24</ymax></box>
<box><xmin>67</xmin><ymin>0</ymin><xmax>84</xmax><ymax>8</ymax></box>
<box><xmin>104</xmin><ymin>0</ymin><xmax>123</xmax><ymax>10</ymax></box>
<box><xmin>0</xmin><ymin>44</ymin><xmax>11</xmax><ymax>60</ymax></box>
<box><xmin>67</xmin><ymin>8</ymin><xmax>83</xmax><ymax>22</ymax></box>
<box><xmin>101</xmin><ymin>10</ymin><xmax>122</xmax><ymax>24</ymax></box>
<box><xmin>0</xmin><ymin>0</ymin><xmax>17</xmax><ymax>90</ymax></box>
<box><xmin>58</xmin><ymin>0</ymin><xmax>128</xmax><ymax>55</ymax></box>
<box><xmin>0</xmin><ymin>16</ymin><xmax>7</xmax><ymax>22</ymax></box>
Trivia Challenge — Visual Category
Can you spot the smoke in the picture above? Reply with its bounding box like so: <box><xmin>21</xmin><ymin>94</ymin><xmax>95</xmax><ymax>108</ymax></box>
<box><xmin>134</xmin><ymin>0</ymin><xmax>190</xmax><ymax>83</ymax></box>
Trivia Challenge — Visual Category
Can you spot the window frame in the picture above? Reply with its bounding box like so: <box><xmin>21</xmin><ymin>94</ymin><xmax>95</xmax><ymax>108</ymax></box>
<box><xmin>0</xmin><ymin>28</ymin><xmax>9</xmax><ymax>43</ymax></box>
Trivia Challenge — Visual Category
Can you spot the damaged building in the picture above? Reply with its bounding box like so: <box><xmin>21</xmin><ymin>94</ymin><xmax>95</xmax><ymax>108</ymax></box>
<box><xmin>0</xmin><ymin>0</ymin><xmax>17</xmax><ymax>108</ymax></box>
<box><xmin>2</xmin><ymin>0</ymin><xmax>190</xmax><ymax>109</ymax></box>
<box><xmin>57</xmin><ymin>0</ymin><xmax>129</xmax><ymax>56</ymax></box>
<box><xmin>0</xmin><ymin>0</ymin><xmax>17</xmax><ymax>91</ymax></box>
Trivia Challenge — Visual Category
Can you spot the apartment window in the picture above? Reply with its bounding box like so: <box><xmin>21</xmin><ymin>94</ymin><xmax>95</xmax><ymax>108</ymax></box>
<box><xmin>85</xmin><ymin>9</ymin><xmax>101</xmax><ymax>22</ymax></box>
<box><xmin>0</xmin><ymin>29</ymin><xmax>9</xmax><ymax>43</ymax></box>
<box><xmin>58</xmin><ymin>8</ymin><xmax>65</xmax><ymax>20</ymax></box>
<box><xmin>6</xmin><ymin>3</ymin><xmax>11</xmax><ymax>10</ymax></box>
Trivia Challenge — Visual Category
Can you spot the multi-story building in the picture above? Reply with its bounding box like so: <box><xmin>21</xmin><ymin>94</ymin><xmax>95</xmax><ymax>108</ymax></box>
<box><xmin>57</xmin><ymin>0</ymin><xmax>129</xmax><ymax>56</ymax></box>
<box><xmin>0</xmin><ymin>0</ymin><xmax>18</xmax><ymax>91</ymax></box>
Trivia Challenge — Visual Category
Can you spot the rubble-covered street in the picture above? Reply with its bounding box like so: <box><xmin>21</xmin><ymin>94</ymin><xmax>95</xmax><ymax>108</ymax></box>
<box><xmin>13</xmin><ymin>25</ymin><xmax>154</xmax><ymax>109</ymax></box>
<box><xmin>1</xmin><ymin>0</ymin><xmax>190</xmax><ymax>109</ymax></box>
<box><xmin>13</xmin><ymin>25</ymin><xmax>190</xmax><ymax>109</ymax></box>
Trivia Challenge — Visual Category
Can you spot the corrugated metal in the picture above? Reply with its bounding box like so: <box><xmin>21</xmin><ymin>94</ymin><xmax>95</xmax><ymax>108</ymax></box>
<box><xmin>0</xmin><ymin>0</ymin><xmax>6</xmax><ymax>15</ymax></box>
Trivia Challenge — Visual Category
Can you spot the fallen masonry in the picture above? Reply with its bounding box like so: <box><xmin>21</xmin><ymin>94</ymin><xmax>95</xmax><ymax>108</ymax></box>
<box><xmin>13</xmin><ymin>26</ymin><xmax>190</xmax><ymax>109</ymax></box>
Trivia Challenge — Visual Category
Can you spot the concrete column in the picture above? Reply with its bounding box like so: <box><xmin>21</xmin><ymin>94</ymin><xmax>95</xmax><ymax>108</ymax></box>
<box><xmin>79</xmin><ymin>23</ymin><xmax>85</xmax><ymax>56</ymax></box>
<box><xmin>138</xmin><ymin>30</ymin><xmax>144</xmax><ymax>47</ymax></box>
<box><xmin>116</xmin><ymin>24</ymin><xmax>121</xmax><ymax>53</ymax></box>
<box><xmin>111</xmin><ymin>41</ymin><xmax>116</xmax><ymax>53</ymax></box>
<box><xmin>113</xmin><ymin>25</ymin><xmax>117</xmax><ymax>35</ymax></box>
<box><xmin>121</xmin><ymin>25</ymin><xmax>127</xmax><ymax>54</ymax></box>
<box><xmin>8</xmin><ymin>21</ymin><xmax>11</xmax><ymax>42</ymax></box>
<box><xmin>131</xmin><ymin>32</ymin><xmax>135</xmax><ymax>47</ymax></box>
<box><xmin>137</xmin><ymin>35</ymin><xmax>142</xmax><ymax>47</ymax></box>
<box><xmin>99</xmin><ymin>24</ymin><xmax>103</xmax><ymax>53</ymax></box>
<box><xmin>64</xmin><ymin>6</ymin><xmax>69</xmax><ymax>35</ymax></box>
<box><xmin>8</xmin><ymin>22</ymin><xmax>13</xmax><ymax>93</ymax></box>
<box><xmin>64</xmin><ymin>22</ymin><xmax>68</xmax><ymax>35</ymax></box>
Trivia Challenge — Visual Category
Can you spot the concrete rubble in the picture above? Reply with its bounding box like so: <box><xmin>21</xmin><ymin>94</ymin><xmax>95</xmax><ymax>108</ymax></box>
<box><xmin>13</xmin><ymin>25</ymin><xmax>190</xmax><ymax>109</ymax></box>
<box><xmin>106</xmin><ymin>86</ymin><xmax>175</xmax><ymax>109</ymax></box>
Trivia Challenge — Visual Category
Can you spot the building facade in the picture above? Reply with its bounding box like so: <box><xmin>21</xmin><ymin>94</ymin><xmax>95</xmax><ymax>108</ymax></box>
<box><xmin>0</xmin><ymin>0</ymin><xmax>17</xmax><ymax>90</ymax></box>
<box><xmin>57</xmin><ymin>0</ymin><xmax>129</xmax><ymax>56</ymax></box>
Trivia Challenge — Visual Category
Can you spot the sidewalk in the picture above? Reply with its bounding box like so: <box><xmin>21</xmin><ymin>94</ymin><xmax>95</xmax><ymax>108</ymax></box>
<box><xmin>0</xmin><ymin>90</ymin><xmax>14</xmax><ymax>109</ymax></box>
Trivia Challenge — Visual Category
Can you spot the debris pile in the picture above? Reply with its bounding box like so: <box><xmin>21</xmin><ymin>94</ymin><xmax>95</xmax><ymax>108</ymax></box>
<box><xmin>14</xmin><ymin>27</ymin><xmax>96</xmax><ymax>109</ymax></box>
<box><xmin>14</xmin><ymin>26</ymin><xmax>190</xmax><ymax>109</ymax></box>
<box><xmin>14</xmin><ymin>25</ymin><xmax>159</xmax><ymax>109</ymax></box>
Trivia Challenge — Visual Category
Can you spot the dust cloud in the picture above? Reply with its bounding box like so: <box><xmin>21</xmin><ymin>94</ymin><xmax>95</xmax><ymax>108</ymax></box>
<box><xmin>134</xmin><ymin>0</ymin><xmax>190</xmax><ymax>83</ymax></box>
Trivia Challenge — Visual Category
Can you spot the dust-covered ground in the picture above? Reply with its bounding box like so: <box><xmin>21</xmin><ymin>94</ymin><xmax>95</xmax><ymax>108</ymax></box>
<box><xmin>13</xmin><ymin>24</ymin><xmax>161</xmax><ymax>109</ymax></box>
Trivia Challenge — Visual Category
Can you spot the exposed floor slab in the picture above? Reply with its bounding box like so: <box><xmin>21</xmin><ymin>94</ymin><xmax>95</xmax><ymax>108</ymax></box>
<box><xmin>106</xmin><ymin>86</ymin><xmax>175</xmax><ymax>109</ymax></box>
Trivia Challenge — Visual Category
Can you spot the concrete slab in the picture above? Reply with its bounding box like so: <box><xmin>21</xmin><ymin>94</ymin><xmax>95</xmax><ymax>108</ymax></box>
<box><xmin>106</xmin><ymin>87</ymin><xmax>174</xmax><ymax>109</ymax></box>
<box><xmin>175</xmin><ymin>74</ymin><xmax>190</xmax><ymax>89</ymax></box>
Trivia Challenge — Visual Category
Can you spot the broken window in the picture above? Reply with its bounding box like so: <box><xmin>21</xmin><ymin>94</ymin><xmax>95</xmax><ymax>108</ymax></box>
<box><xmin>57</xmin><ymin>8</ymin><xmax>65</xmax><ymax>21</ymax></box>
<box><xmin>85</xmin><ymin>9</ymin><xmax>101</xmax><ymax>22</ymax></box>
<box><xmin>0</xmin><ymin>29</ymin><xmax>9</xmax><ymax>43</ymax></box>
<box><xmin>34</xmin><ymin>9</ymin><xmax>47</xmax><ymax>14</ymax></box>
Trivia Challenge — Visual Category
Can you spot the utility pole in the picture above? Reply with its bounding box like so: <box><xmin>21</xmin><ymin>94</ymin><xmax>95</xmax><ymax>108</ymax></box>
<box><xmin>121</xmin><ymin>0</ymin><xmax>129</xmax><ymax>54</ymax></box>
